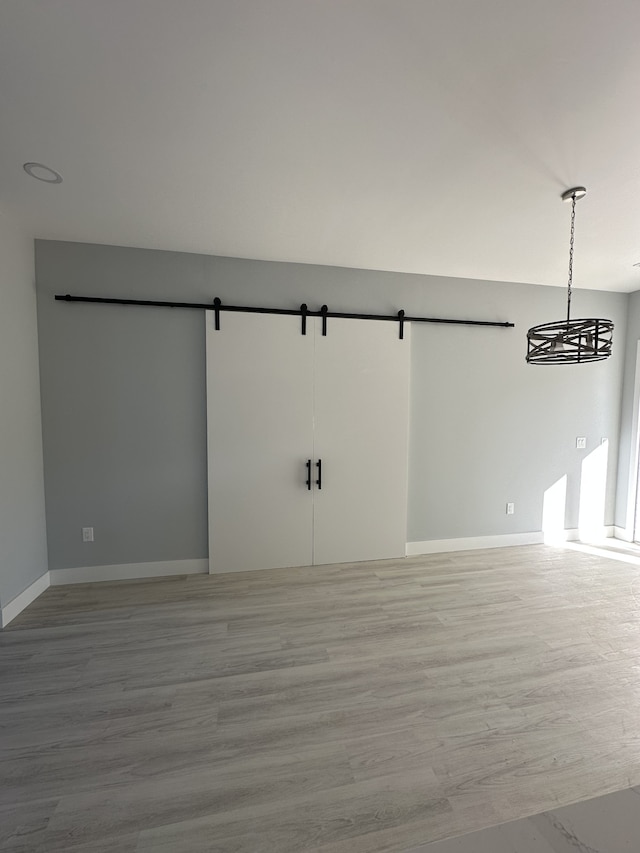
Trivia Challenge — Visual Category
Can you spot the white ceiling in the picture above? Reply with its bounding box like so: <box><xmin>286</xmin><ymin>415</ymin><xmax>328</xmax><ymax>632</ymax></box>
<box><xmin>1</xmin><ymin>0</ymin><xmax>640</xmax><ymax>291</ymax></box>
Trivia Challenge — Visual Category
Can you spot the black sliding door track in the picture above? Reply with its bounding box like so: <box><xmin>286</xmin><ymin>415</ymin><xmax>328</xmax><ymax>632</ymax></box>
<box><xmin>54</xmin><ymin>294</ymin><xmax>514</xmax><ymax>334</ymax></box>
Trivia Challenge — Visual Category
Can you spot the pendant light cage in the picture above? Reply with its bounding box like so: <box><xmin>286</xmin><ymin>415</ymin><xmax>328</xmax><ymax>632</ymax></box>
<box><xmin>526</xmin><ymin>187</ymin><xmax>614</xmax><ymax>365</ymax></box>
<box><xmin>526</xmin><ymin>317</ymin><xmax>613</xmax><ymax>364</ymax></box>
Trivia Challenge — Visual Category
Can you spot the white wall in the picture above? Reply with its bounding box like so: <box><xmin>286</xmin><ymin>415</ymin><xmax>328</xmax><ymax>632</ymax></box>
<box><xmin>0</xmin><ymin>213</ymin><xmax>48</xmax><ymax>617</ymax></box>
<box><xmin>614</xmin><ymin>289</ymin><xmax>640</xmax><ymax>536</ymax></box>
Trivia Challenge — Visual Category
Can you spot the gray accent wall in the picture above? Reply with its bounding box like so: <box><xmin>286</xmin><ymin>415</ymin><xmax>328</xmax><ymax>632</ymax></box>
<box><xmin>0</xmin><ymin>217</ymin><xmax>48</xmax><ymax>607</ymax></box>
<box><xmin>35</xmin><ymin>240</ymin><xmax>628</xmax><ymax>572</ymax></box>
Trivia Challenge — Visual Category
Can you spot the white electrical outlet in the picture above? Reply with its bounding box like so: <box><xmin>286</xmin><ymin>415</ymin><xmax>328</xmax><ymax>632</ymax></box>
<box><xmin>82</xmin><ymin>527</ymin><xmax>94</xmax><ymax>542</ymax></box>
<box><xmin>576</xmin><ymin>437</ymin><xmax>587</xmax><ymax>449</ymax></box>
<box><xmin>506</xmin><ymin>502</ymin><xmax>515</xmax><ymax>515</ymax></box>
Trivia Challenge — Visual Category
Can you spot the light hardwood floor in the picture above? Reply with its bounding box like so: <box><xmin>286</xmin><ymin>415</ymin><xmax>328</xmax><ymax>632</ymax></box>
<box><xmin>3</xmin><ymin>544</ymin><xmax>640</xmax><ymax>852</ymax></box>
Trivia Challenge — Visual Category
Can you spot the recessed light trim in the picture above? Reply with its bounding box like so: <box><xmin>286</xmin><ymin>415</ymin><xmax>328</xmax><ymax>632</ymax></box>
<box><xmin>23</xmin><ymin>162</ymin><xmax>62</xmax><ymax>184</ymax></box>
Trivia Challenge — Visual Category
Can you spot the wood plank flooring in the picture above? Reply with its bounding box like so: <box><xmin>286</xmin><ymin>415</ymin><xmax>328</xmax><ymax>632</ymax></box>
<box><xmin>3</xmin><ymin>544</ymin><xmax>640</xmax><ymax>851</ymax></box>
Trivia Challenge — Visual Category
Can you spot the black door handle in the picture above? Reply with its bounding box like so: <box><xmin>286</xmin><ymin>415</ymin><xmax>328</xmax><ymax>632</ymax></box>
<box><xmin>316</xmin><ymin>458</ymin><xmax>322</xmax><ymax>490</ymax></box>
<box><xmin>305</xmin><ymin>459</ymin><xmax>312</xmax><ymax>490</ymax></box>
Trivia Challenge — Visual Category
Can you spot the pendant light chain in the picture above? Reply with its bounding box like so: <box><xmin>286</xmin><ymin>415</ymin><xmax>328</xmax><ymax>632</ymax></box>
<box><xmin>566</xmin><ymin>192</ymin><xmax>576</xmax><ymax>327</ymax></box>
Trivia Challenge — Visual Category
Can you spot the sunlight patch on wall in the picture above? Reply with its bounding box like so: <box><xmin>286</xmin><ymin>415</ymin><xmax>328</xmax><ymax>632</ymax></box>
<box><xmin>542</xmin><ymin>475</ymin><xmax>567</xmax><ymax>544</ymax></box>
<box><xmin>578</xmin><ymin>440</ymin><xmax>609</xmax><ymax>542</ymax></box>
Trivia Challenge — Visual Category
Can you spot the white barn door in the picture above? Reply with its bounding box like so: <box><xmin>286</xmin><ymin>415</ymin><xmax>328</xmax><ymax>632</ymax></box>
<box><xmin>206</xmin><ymin>312</ymin><xmax>411</xmax><ymax>573</ymax></box>
<box><xmin>206</xmin><ymin>312</ymin><xmax>314</xmax><ymax>573</ymax></box>
<box><xmin>312</xmin><ymin>318</ymin><xmax>411</xmax><ymax>565</ymax></box>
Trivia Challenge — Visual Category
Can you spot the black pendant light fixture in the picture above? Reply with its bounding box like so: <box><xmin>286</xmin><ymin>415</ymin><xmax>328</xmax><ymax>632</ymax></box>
<box><xmin>526</xmin><ymin>187</ymin><xmax>613</xmax><ymax>364</ymax></box>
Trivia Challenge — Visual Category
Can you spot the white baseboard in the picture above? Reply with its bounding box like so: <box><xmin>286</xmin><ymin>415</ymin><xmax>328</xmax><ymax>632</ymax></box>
<box><xmin>50</xmin><ymin>558</ymin><xmax>208</xmax><ymax>585</ymax></box>
<box><xmin>406</xmin><ymin>527</ymin><xmax>615</xmax><ymax>557</ymax></box>
<box><xmin>1</xmin><ymin>572</ymin><xmax>50</xmax><ymax>628</ymax></box>
<box><xmin>406</xmin><ymin>532</ymin><xmax>544</xmax><ymax>556</ymax></box>
<box><xmin>614</xmin><ymin>525</ymin><xmax>634</xmax><ymax>543</ymax></box>
<box><xmin>545</xmin><ymin>527</ymin><xmax>579</xmax><ymax>544</ymax></box>
<box><xmin>576</xmin><ymin>525</ymin><xmax>615</xmax><ymax>543</ymax></box>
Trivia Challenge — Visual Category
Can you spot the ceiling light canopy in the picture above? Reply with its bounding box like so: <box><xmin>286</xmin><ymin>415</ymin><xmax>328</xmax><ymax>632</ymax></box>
<box><xmin>23</xmin><ymin>162</ymin><xmax>62</xmax><ymax>183</ymax></box>
<box><xmin>526</xmin><ymin>187</ymin><xmax>613</xmax><ymax>365</ymax></box>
